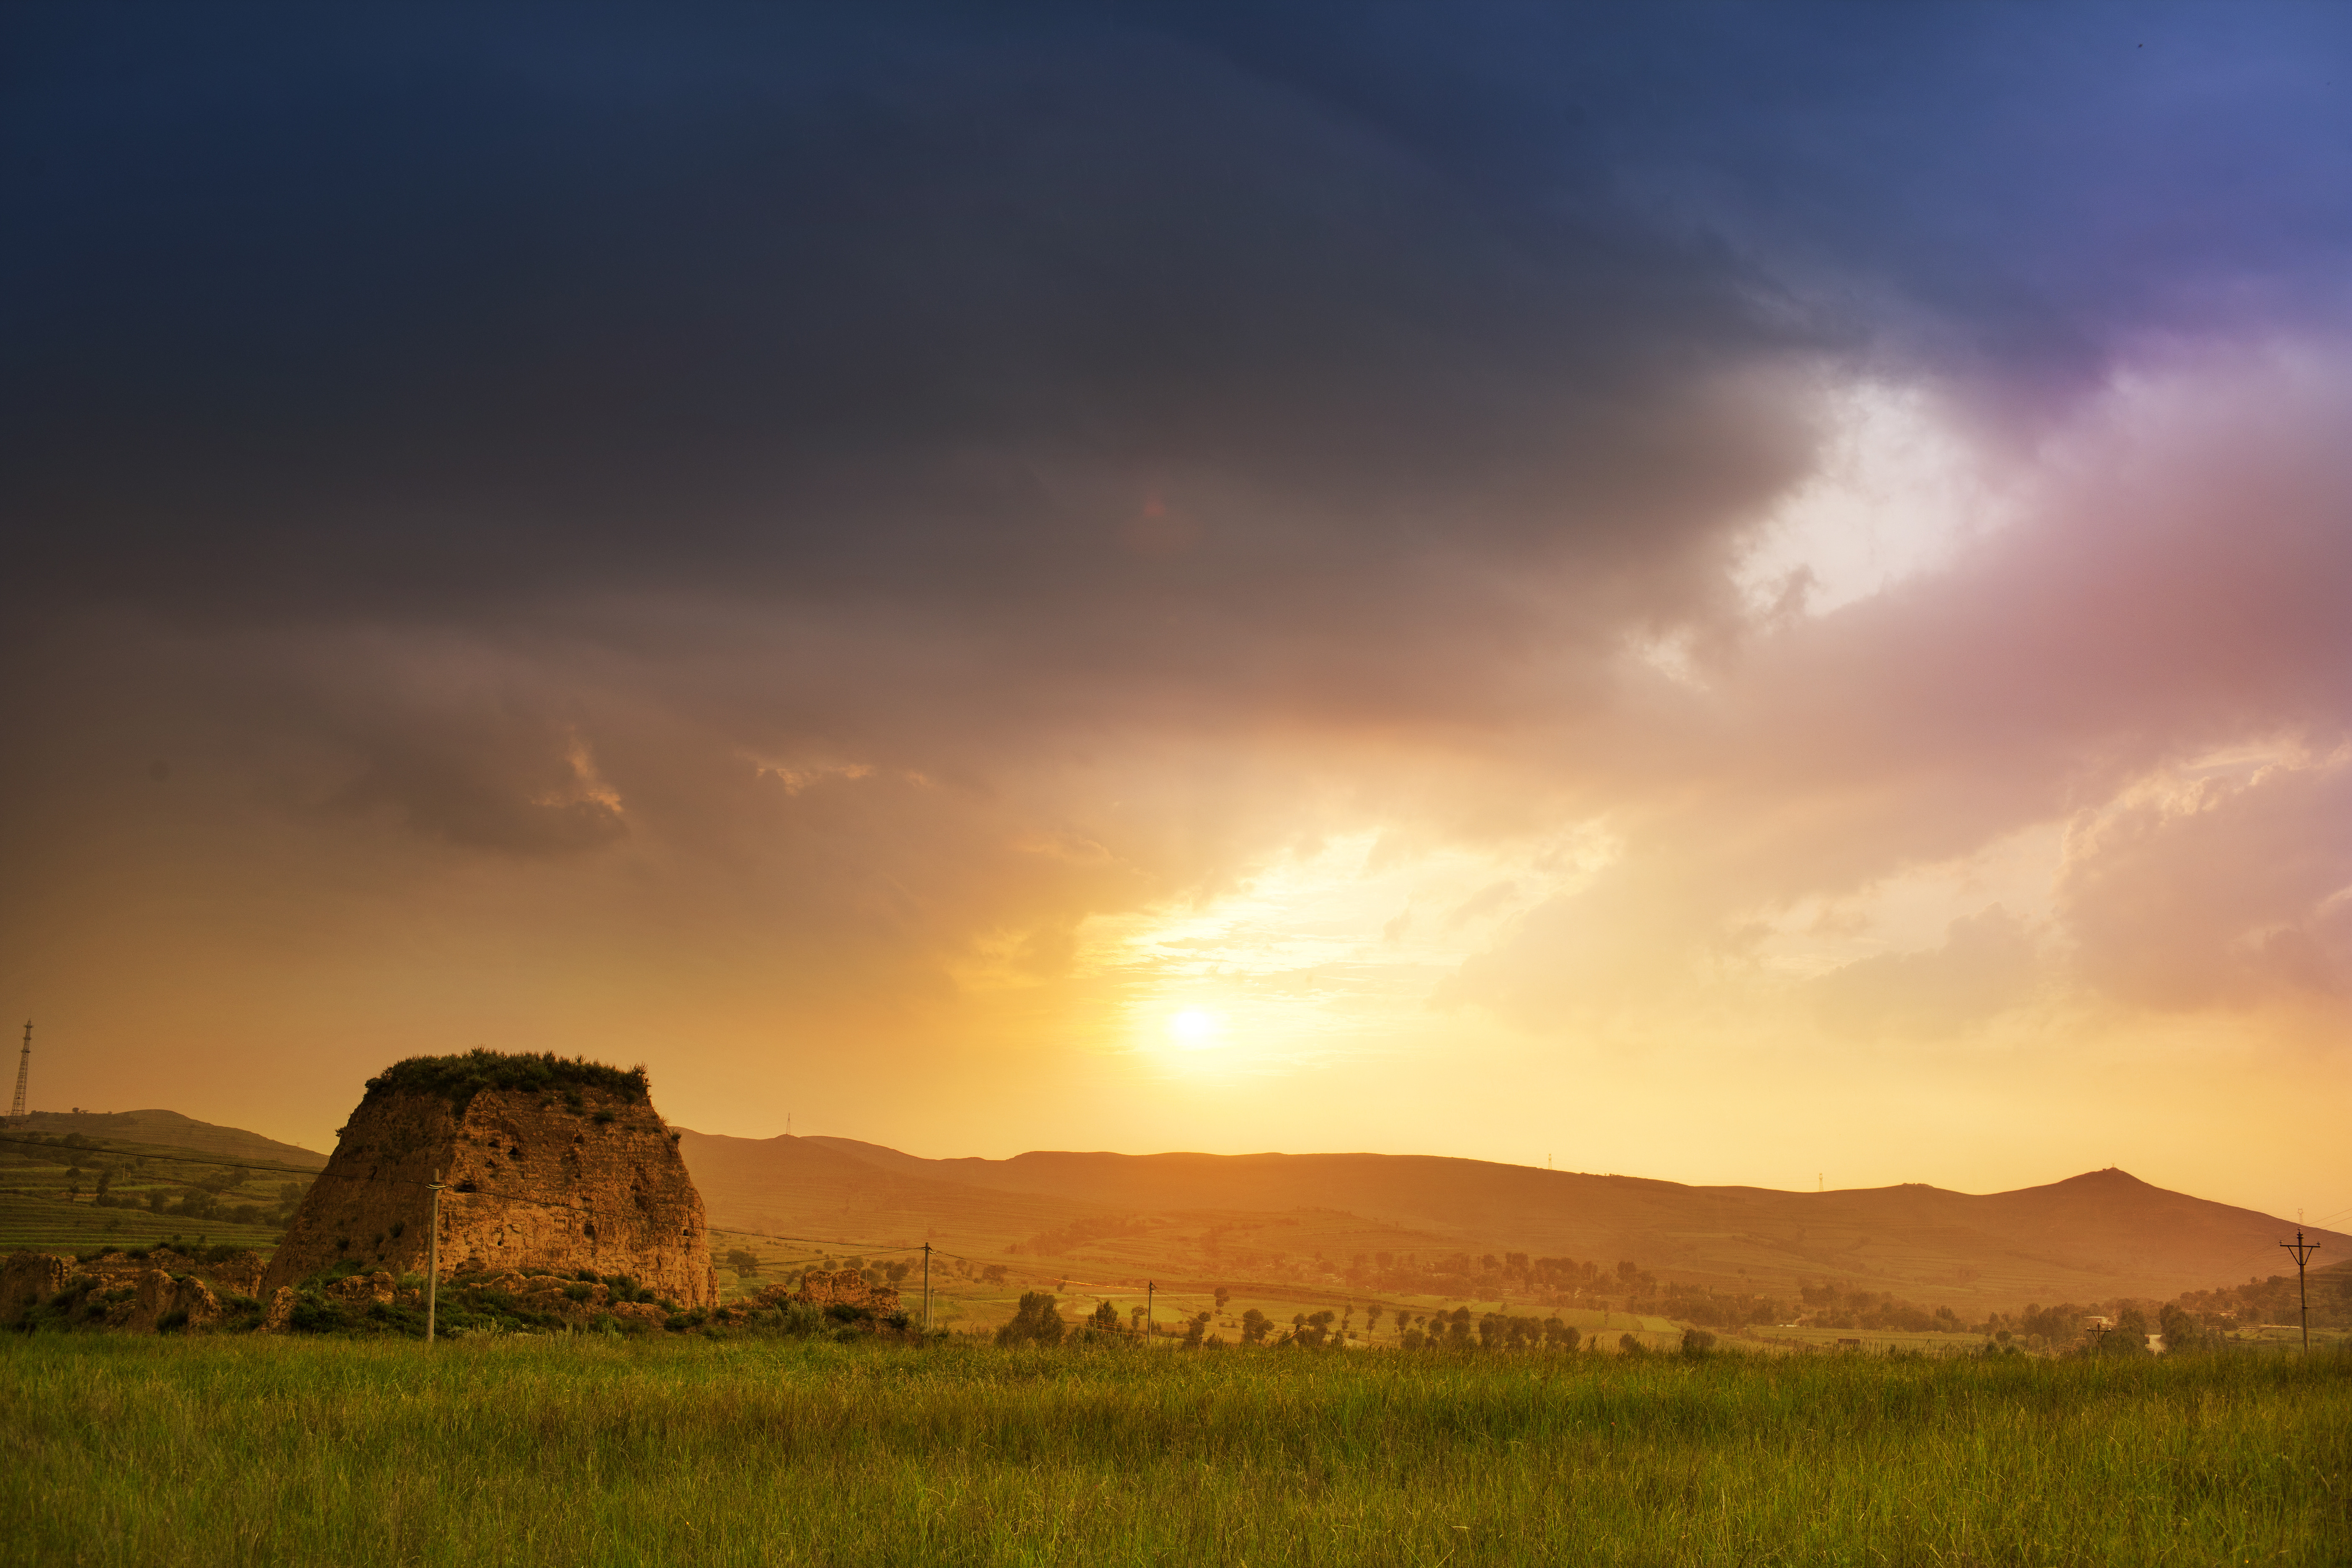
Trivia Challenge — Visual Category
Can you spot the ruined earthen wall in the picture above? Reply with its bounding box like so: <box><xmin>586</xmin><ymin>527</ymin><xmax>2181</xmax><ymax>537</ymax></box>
<box><xmin>261</xmin><ymin>1082</ymin><xmax>715</xmax><ymax>1305</ymax></box>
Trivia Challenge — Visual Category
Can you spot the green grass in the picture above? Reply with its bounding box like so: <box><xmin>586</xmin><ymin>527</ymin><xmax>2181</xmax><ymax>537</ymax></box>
<box><xmin>4</xmin><ymin>1338</ymin><xmax>2345</xmax><ymax>1567</ymax></box>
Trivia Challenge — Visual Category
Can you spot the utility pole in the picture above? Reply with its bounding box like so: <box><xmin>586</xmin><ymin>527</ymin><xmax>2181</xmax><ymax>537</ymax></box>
<box><xmin>2281</xmin><ymin>1231</ymin><xmax>2321</xmax><ymax>1352</ymax></box>
<box><xmin>10</xmin><ymin>1021</ymin><xmax>30</xmax><ymax>1122</ymax></box>
<box><xmin>921</xmin><ymin>1242</ymin><xmax>931</xmax><ymax>1335</ymax></box>
<box><xmin>1146</xmin><ymin>1280</ymin><xmax>1155</xmax><ymax>1338</ymax></box>
<box><xmin>426</xmin><ymin>1177</ymin><xmax>445</xmax><ymax>1345</ymax></box>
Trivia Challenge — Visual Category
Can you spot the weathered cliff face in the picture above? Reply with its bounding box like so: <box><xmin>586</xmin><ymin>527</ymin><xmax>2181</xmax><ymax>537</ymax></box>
<box><xmin>261</xmin><ymin>1073</ymin><xmax>715</xmax><ymax>1305</ymax></box>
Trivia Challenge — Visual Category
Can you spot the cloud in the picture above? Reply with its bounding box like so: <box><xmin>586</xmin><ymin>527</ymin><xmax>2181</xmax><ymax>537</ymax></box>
<box><xmin>1436</xmin><ymin>342</ymin><xmax>2352</xmax><ymax>1034</ymax></box>
<box><xmin>5</xmin><ymin>5</ymin><xmax>2352</xmax><ymax>1163</ymax></box>
<box><xmin>2058</xmin><ymin>752</ymin><xmax>2352</xmax><ymax>1010</ymax></box>
<box><xmin>1810</xmin><ymin>907</ymin><xmax>2043</xmax><ymax>1040</ymax></box>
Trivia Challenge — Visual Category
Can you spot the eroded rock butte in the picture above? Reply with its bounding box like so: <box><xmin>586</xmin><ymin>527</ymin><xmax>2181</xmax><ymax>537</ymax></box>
<box><xmin>260</xmin><ymin>1050</ymin><xmax>716</xmax><ymax>1305</ymax></box>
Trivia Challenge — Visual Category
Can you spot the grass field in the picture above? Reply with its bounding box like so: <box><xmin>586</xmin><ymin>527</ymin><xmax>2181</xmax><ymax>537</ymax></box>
<box><xmin>3</xmin><ymin>1336</ymin><xmax>2344</xmax><ymax>1566</ymax></box>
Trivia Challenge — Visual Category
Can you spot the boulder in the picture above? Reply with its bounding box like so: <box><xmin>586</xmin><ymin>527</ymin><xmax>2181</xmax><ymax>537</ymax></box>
<box><xmin>262</xmin><ymin>1285</ymin><xmax>297</xmax><ymax>1331</ymax></box>
<box><xmin>325</xmin><ymin>1270</ymin><xmax>397</xmax><ymax>1306</ymax></box>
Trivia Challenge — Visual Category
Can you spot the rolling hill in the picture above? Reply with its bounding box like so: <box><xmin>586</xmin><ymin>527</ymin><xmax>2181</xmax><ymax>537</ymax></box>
<box><xmin>679</xmin><ymin>1132</ymin><xmax>2348</xmax><ymax>1313</ymax></box>
<box><xmin>14</xmin><ymin>1109</ymin><xmax>325</xmax><ymax>1170</ymax></box>
<box><xmin>21</xmin><ymin>1101</ymin><xmax>2326</xmax><ymax>1320</ymax></box>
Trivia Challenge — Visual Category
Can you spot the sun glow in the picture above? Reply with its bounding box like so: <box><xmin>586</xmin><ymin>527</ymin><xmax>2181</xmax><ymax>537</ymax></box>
<box><xmin>1081</xmin><ymin>827</ymin><xmax>1617</xmax><ymax>1075</ymax></box>
<box><xmin>1166</xmin><ymin>1008</ymin><xmax>1224</xmax><ymax>1047</ymax></box>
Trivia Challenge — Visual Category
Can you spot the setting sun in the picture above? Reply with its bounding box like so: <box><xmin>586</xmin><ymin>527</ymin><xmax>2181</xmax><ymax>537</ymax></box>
<box><xmin>1166</xmin><ymin>1008</ymin><xmax>1225</xmax><ymax>1047</ymax></box>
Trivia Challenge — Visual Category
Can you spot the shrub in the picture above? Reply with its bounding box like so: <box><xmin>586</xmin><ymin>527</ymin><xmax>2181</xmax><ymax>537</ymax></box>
<box><xmin>361</xmin><ymin>1050</ymin><xmax>650</xmax><ymax>1113</ymax></box>
<box><xmin>287</xmin><ymin>1294</ymin><xmax>355</xmax><ymax>1333</ymax></box>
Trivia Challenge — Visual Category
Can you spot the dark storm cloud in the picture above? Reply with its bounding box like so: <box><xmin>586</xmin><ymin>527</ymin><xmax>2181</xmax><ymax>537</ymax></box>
<box><xmin>14</xmin><ymin>2</ymin><xmax>2343</xmax><ymax>642</ymax></box>
<box><xmin>3</xmin><ymin>4</ymin><xmax>1800</xmax><ymax>637</ymax></box>
<box><xmin>6</xmin><ymin>3</ymin><xmax>2352</xmax><ymax>982</ymax></box>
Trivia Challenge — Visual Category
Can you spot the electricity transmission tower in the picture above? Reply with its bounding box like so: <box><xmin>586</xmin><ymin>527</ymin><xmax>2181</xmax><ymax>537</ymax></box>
<box><xmin>9</xmin><ymin>1021</ymin><xmax>28</xmax><ymax>1121</ymax></box>
<box><xmin>2280</xmin><ymin>1231</ymin><xmax>2321</xmax><ymax>1352</ymax></box>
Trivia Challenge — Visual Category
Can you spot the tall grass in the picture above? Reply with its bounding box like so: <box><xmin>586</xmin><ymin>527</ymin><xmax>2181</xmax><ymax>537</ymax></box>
<box><xmin>4</xmin><ymin>1337</ymin><xmax>2345</xmax><ymax>1566</ymax></box>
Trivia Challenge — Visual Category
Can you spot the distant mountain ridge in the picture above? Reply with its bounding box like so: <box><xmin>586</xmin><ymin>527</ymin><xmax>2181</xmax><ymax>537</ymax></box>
<box><xmin>15</xmin><ymin>1109</ymin><xmax>325</xmax><ymax>1170</ymax></box>
<box><xmin>681</xmin><ymin>1133</ymin><xmax>2347</xmax><ymax>1313</ymax></box>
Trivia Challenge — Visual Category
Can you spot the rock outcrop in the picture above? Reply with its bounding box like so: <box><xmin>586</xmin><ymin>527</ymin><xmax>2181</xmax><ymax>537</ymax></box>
<box><xmin>1</xmin><ymin>1248</ymin><xmax>245</xmax><ymax>1332</ymax></box>
<box><xmin>125</xmin><ymin>1269</ymin><xmax>221</xmax><ymax>1331</ymax></box>
<box><xmin>260</xmin><ymin>1050</ymin><xmax>716</xmax><ymax>1305</ymax></box>
<box><xmin>793</xmin><ymin>1267</ymin><xmax>902</xmax><ymax>1314</ymax></box>
<box><xmin>0</xmin><ymin>1251</ymin><xmax>70</xmax><ymax>1317</ymax></box>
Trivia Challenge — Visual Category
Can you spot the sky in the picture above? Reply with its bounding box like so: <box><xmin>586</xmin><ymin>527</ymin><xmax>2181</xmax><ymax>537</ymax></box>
<box><xmin>5</xmin><ymin>3</ymin><xmax>2350</xmax><ymax>1222</ymax></box>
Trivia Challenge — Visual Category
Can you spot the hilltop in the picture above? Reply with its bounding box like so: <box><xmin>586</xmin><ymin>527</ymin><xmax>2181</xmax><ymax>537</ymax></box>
<box><xmin>13</xmin><ymin>1109</ymin><xmax>324</xmax><ymax>1170</ymax></box>
<box><xmin>678</xmin><ymin>1134</ymin><xmax>2348</xmax><ymax>1315</ymax></box>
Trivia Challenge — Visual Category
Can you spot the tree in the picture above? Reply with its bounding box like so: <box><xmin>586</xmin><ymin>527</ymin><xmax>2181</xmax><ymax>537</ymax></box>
<box><xmin>1184</xmin><ymin>1310</ymin><xmax>1211</xmax><ymax>1346</ymax></box>
<box><xmin>1680</xmin><ymin>1327</ymin><xmax>1716</xmax><ymax>1356</ymax></box>
<box><xmin>724</xmin><ymin>1248</ymin><xmax>761</xmax><ymax>1277</ymax></box>
<box><xmin>2095</xmin><ymin>1307</ymin><xmax>2153</xmax><ymax>1358</ymax></box>
<box><xmin>2157</xmin><ymin>1302</ymin><xmax>2208</xmax><ymax>1355</ymax></box>
<box><xmin>1213</xmin><ymin>1286</ymin><xmax>1231</xmax><ymax>1313</ymax></box>
<box><xmin>1240</xmin><ymin>1308</ymin><xmax>1272</xmax><ymax>1346</ymax></box>
<box><xmin>996</xmin><ymin>1292</ymin><xmax>1066</xmax><ymax>1347</ymax></box>
<box><xmin>1089</xmin><ymin>1299</ymin><xmax>1121</xmax><ymax>1333</ymax></box>
<box><xmin>1619</xmin><ymin>1332</ymin><xmax>1645</xmax><ymax>1355</ymax></box>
